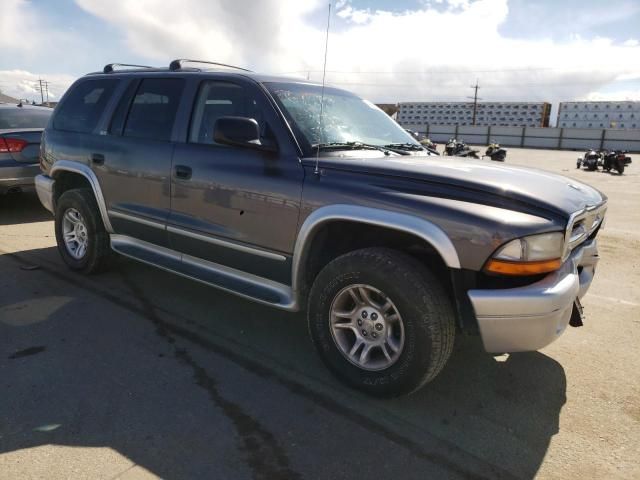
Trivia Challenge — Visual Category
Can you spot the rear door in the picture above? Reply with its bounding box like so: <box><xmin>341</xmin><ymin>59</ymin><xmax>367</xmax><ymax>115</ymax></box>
<box><xmin>97</xmin><ymin>77</ymin><xmax>185</xmax><ymax>247</ymax></box>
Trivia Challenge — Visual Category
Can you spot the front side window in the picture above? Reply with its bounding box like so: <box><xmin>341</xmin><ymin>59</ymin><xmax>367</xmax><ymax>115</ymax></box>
<box><xmin>123</xmin><ymin>78</ymin><xmax>184</xmax><ymax>141</ymax></box>
<box><xmin>189</xmin><ymin>81</ymin><xmax>265</xmax><ymax>145</ymax></box>
<box><xmin>53</xmin><ymin>79</ymin><xmax>118</xmax><ymax>133</ymax></box>
<box><xmin>265</xmin><ymin>82</ymin><xmax>417</xmax><ymax>149</ymax></box>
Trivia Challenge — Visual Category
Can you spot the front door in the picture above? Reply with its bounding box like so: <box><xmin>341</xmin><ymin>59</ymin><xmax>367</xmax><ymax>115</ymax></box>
<box><xmin>168</xmin><ymin>79</ymin><xmax>303</xmax><ymax>284</ymax></box>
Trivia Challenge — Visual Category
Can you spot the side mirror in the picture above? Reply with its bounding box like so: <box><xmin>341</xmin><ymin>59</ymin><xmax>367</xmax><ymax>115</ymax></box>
<box><xmin>213</xmin><ymin>116</ymin><xmax>277</xmax><ymax>152</ymax></box>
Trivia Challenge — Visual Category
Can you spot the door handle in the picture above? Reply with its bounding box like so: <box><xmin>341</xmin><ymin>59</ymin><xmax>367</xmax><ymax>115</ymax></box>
<box><xmin>174</xmin><ymin>165</ymin><xmax>192</xmax><ymax>180</ymax></box>
<box><xmin>91</xmin><ymin>153</ymin><xmax>105</xmax><ymax>165</ymax></box>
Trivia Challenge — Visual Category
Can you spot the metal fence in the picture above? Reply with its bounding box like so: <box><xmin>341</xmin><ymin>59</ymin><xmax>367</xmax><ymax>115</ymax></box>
<box><xmin>402</xmin><ymin>124</ymin><xmax>640</xmax><ymax>152</ymax></box>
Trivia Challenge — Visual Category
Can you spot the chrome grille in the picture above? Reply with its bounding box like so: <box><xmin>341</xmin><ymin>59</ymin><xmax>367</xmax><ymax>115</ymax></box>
<box><xmin>563</xmin><ymin>203</ymin><xmax>606</xmax><ymax>259</ymax></box>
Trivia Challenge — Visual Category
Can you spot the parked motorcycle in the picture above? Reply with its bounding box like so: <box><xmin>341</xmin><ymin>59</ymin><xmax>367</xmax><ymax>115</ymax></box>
<box><xmin>444</xmin><ymin>138</ymin><xmax>457</xmax><ymax>156</ymax></box>
<box><xmin>419</xmin><ymin>138</ymin><xmax>438</xmax><ymax>154</ymax></box>
<box><xmin>576</xmin><ymin>148</ymin><xmax>602</xmax><ymax>171</ymax></box>
<box><xmin>602</xmin><ymin>150</ymin><xmax>632</xmax><ymax>175</ymax></box>
<box><xmin>444</xmin><ymin>138</ymin><xmax>479</xmax><ymax>158</ymax></box>
<box><xmin>484</xmin><ymin>142</ymin><xmax>507</xmax><ymax>161</ymax></box>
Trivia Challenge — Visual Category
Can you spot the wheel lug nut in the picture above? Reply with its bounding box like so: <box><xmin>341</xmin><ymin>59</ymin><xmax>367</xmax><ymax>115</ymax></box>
<box><xmin>361</xmin><ymin>311</ymin><xmax>368</xmax><ymax>319</ymax></box>
<box><xmin>375</xmin><ymin>323</ymin><xmax>383</xmax><ymax>331</ymax></box>
<box><xmin>357</xmin><ymin>320</ymin><xmax>363</xmax><ymax>326</ymax></box>
<box><xmin>361</xmin><ymin>330</ymin><xmax>367</xmax><ymax>336</ymax></box>
<box><xmin>371</xmin><ymin>313</ymin><xmax>378</xmax><ymax>320</ymax></box>
<box><xmin>371</xmin><ymin>332</ymin><xmax>378</xmax><ymax>338</ymax></box>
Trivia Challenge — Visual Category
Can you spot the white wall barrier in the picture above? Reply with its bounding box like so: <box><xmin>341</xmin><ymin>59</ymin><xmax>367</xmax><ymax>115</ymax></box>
<box><xmin>407</xmin><ymin>124</ymin><xmax>640</xmax><ymax>152</ymax></box>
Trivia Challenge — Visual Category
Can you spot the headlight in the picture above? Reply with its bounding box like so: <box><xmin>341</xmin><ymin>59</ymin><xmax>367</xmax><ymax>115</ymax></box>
<box><xmin>484</xmin><ymin>232</ymin><xmax>564</xmax><ymax>276</ymax></box>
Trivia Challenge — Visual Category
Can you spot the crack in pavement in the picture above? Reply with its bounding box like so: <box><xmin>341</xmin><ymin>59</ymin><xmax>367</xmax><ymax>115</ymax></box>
<box><xmin>118</xmin><ymin>272</ymin><xmax>302</xmax><ymax>480</ymax></box>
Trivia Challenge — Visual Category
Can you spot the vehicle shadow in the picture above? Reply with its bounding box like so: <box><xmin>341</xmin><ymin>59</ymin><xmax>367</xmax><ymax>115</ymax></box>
<box><xmin>0</xmin><ymin>247</ymin><xmax>566</xmax><ymax>479</ymax></box>
<box><xmin>390</xmin><ymin>336</ymin><xmax>566</xmax><ymax>478</ymax></box>
<box><xmin>0</xmin><ymin>190</ymin><xmax>51</xmax><ymax>225</ymax></box>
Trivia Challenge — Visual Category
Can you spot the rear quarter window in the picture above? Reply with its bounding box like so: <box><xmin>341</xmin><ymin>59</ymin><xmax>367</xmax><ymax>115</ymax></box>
<box><xmin>53</xmin><ymin>79</ymin><xmax>118</xmax><ymax>133</ymax></box>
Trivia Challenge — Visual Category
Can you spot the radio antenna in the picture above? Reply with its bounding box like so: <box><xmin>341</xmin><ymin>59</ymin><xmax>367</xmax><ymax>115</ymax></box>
<box><xmin>315</xmin><ymin>2</ymin><xmax>332</xmax><ymax>175</ymax></box>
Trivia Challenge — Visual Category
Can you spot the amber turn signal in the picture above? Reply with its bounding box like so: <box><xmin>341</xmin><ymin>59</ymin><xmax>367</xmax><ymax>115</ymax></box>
<box><xmin>484</xmin><ymin>258</ymin><xmax>562</xmax><ymax>276</ymax></box>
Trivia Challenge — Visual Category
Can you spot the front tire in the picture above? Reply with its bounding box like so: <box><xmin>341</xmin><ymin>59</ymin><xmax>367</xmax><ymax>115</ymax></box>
<box><xmin>308</xmin><ymin>248</ymin><xmax>456</xmax><ymax>397</ymax></box>
<box><xmin>54</xmin><ymin>188</ymin><xmax>113</xmax><ymax>274</ymax></box>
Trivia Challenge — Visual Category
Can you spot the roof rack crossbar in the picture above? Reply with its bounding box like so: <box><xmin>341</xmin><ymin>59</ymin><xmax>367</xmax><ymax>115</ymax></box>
<box><xmin>103</xmin><ymin>63</ymin><xmax>154</xmax><ymax>73</ymax></box>
<box><xmin>169</xmin><ymin>59</ymin><xmax>252</xmax><ymax>72</ymax></box>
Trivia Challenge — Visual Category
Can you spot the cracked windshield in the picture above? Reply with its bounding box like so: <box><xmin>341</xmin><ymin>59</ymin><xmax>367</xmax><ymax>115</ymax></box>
<box><xmin>266</xmin><ymin>82</ymin><xmax>418</xmax><ymax>148</ymax></box>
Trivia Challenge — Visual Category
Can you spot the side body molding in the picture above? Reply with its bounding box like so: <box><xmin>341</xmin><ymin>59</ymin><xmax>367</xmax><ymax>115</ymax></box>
<box><xmin>50</xmin><ymin>160</ymin><xmax>114</xmax><ymax>233</ymax></box>
<box><xmin>291</xmin><ymin>204</ymin><xmax>461</xmax><ymax>296</ymax></box>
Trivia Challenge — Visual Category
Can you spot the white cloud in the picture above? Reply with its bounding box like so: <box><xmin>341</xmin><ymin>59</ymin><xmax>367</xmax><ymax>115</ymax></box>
<box><xmin>72</xmin><ymin>0</ymin><xmax>640</xmax><ymax>105</ymax></box>
<box><xmin>0</xmin><ymin>0</ymin><xmax>81</xmax><ymax>101</ymax></box>
<box><xmin>74</xmin><ymin>0</ymin><xmax>322</xmax><ymax>74</ymax></box>
<box><xmin>583</xmin><ymin>89</ymin><xmax>640</xmax><ymax>101</ymax></box>
<box><xmin>336</xmin><ymin>6</ymin><xmax>375</xmax><ymax>24</ymax></box>
<box><xmin>0</xmin><ymin>70</ymin><xmax>75</xmax><ymax>102</ymax></box>
<box><xmin>1</xmin><ymin>0</ymin><xmax>639</xmax><ymax>107</ymax></box>
<box><xmin>0</xmin><ymin>0</ymin><xmax>40</xmax><ymax>52</ymax></box>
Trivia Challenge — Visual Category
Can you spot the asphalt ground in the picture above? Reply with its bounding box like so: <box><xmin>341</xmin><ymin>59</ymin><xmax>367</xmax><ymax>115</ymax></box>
<box><xmin>0</xmin><ymin>148</ymin><xmax>638</xmax><ymax>479</ymax></box>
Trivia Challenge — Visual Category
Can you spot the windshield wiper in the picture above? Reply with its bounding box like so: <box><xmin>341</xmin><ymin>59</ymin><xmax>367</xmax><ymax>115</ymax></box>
<box><xmin>312</xmin><ymin>141</ymin><xmax>396</xmax><ymax>156</ymax></box>
<box><xmin>383</xmin><ymin>142</ymin><xmax>425</xmax><ymax>151</ymax></box>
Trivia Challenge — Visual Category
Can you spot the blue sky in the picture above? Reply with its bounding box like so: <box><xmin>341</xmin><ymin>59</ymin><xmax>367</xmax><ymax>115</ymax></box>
<box><xmin>1</xmin><ymin>0</ymin><xmax>639</xmax><ymax>112</ymax></box>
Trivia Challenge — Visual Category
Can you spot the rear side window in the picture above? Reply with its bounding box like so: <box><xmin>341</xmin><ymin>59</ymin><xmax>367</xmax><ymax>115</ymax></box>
<box><xmin>189</xmin><ymin>81</ymin><xmax>265</xmax><ymax>145</ymax></box>
<box><xmin>53</xmin><ymin>79</ymin><xmax>118</xmax><ymax>133</ymax></box>
<box><xmin>123</xmin><ymin>78</ymin><xmax>184</xmax><ymax>141</ymax></box>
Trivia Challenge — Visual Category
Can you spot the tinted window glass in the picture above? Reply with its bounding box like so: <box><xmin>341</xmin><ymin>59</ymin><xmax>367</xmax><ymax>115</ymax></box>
<box><xmin>53</xmin><ymin>79</ymin><xmax>118</xmax><ymax>133</ymax></box>
<box><xmin>109</xmin><ymin>80</ymin><xmax>139</xmax><ymax>135</ymax></box>
<box><xmin>123</xmin><ymin>78</ymin><xmax>184</xmax><ymax>141</ymax></box>
<box><xmin>189</xmin><ymin>81</ymin><xmax>265</xmax><ymax>144</ymax></box>
<box><xmin>0</xmin><ymin>108</ymin><xmax>52</xmax><ymax>129</ymax></box>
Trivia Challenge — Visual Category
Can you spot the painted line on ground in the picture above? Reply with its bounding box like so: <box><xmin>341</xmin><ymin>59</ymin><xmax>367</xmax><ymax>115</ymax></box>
<box><xmin>586</xmin><ymin>294</ymin><xmax>640</xmax><ymax>307</ymax></box>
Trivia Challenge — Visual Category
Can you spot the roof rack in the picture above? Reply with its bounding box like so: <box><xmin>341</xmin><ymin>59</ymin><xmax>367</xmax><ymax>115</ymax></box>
<box><xmin>169</xmin><ymin>59</ymin><xmax>252</xmax><ymax>72</ymax></box>
<box><xmin>103</xmin><ymin>63</ymin><xmax>154</xmax><ymax>73</ymax></box>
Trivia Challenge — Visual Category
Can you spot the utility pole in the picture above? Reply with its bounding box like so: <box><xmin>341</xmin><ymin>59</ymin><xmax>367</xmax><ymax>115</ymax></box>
<box><xmin>468</xmin><ymin>80</ymin><xmax>481</xmax><ymax>126</ymax></box>
<box><xmin>37</xmin><ymin>79</ymin><xmax>45</xmax><ymax>104</ymax></box>
<box><xmin>44</xmin><ymin>81</ymin><xmax>50</xmax><ymax>105</ymax></box>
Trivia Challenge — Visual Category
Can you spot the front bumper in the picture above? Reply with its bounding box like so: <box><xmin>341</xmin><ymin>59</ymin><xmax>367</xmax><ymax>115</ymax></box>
<box><xmin>468</xmin><ymin>239</ymin><xmax>599</xmax><ymax>353</ymax></box>
<box><xmin>35</xmin><ymin>174</ymin><xmax>55</xmax><ymax>213</ymax></box>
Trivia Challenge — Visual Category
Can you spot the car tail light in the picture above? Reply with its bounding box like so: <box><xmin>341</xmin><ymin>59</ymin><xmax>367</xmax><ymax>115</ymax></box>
<box><xmin>0</xmin><ymin>137</ymin><xmax>28</xmax><ymax>153</ymax></box>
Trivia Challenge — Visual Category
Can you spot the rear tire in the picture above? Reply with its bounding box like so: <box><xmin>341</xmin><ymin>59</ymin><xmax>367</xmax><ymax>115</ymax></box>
<box><xmin>54</xmin><ymin>188</ymin><xmax>113</xmax><ymax>274</ymax></box>
<box><xmin>307</xmin><ymin>248</ymin><xmax>456</xmax><ymax>397</ymax></box>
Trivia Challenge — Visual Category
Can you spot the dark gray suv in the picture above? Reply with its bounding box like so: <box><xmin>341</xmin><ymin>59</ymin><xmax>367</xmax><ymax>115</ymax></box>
<box><xmin>35</xmin><ymin>60</ymin><xmax>606</xmax><ymax>397</ymax></box>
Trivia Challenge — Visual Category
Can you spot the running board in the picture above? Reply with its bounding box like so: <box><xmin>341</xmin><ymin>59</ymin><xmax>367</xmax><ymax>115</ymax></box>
<box><xmin>110</xmin><ymin>235</ymin><xmax>297</xmax><ymax>311</ymax></box>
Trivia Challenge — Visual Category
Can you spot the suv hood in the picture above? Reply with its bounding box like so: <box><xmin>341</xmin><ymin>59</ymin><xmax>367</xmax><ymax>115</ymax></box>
<box><xmin>308</xmin><ymin>155</ymin><xmax>605</xmax><ymax>218</ymax></box>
